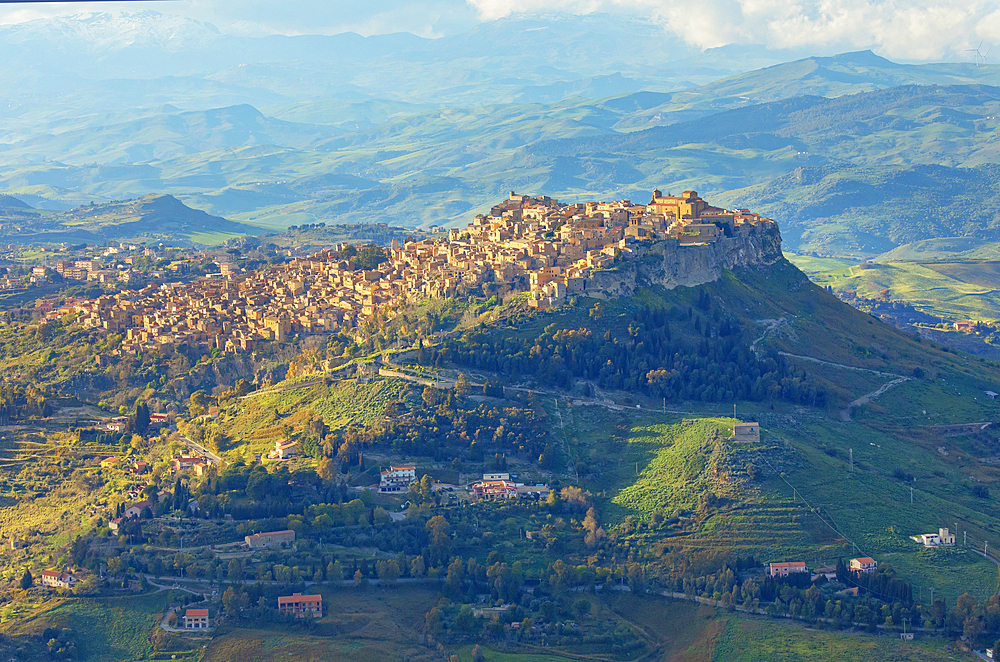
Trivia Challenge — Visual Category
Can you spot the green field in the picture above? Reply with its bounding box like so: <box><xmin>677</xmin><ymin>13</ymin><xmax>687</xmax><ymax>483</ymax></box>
<box><xmin>203</xmin><ymin>584</ymin><xmax>441</xmax><ymax>662</ymax></box>
<box><xmin>808</xmin><ymin>261</ymin><xmax>1000</xmax><ymax>322</ymax></box>
<box><xmin>3</xmin><ymin>592</ymin><xmax>179</xmax><ymax>662</ymax></box>
<box><xmin>784</xmin><ymin>252</ymin><xmax>856</xmax><ymax>274</ymax></box>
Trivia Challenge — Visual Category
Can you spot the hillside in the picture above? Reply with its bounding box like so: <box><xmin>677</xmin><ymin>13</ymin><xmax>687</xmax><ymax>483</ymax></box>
<box><xmin>610</xmin><ymin>51</ymin><xmax>1000</xmax><ymax>130</ymax></box>
<box><xmin>717</xmin><ymin>163</ymin><xmax>1000</xmax><ymax>255</ymax></box>
<box><xmin>0</xmin><ymin>193</ymin><xmax>255</xmax><ymax>245</ymax></box>
<box><xmin>188</xmin><ymin>252</ymin><xmax>1000</xmax><ymax>606</ymax></box>
<box><xmin>5</xmin><ymin>67</ymin><xmax>1000</xmax><ymax>242</ymax></box>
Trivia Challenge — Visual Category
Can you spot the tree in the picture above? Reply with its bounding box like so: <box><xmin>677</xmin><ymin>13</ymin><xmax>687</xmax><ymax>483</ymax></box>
<box><xmin>19</xmin><ymin>568</ymin><xmax>32</xmax><ymax>590</ymax></box>
<box><xmin>426</xmin><ymin>515</ymin><xmax>451</xmax><ymax>564</ymax></box>
<box><xmin>411</xmin><ymin>556</ymin><xmax>426</xmax><ymax>578</ymax></box>
<box><xmin>573</xmin><ymin>598</ymin><xmax>592</xmax><ymax>620</ymax></box>
<box><xmin>471</xmin><ymin>644</ymin><xmax>485</xmax><ymax>662</ymax></box>
<box><xmin>376</xmin><ymin>559</ymin><xmax>401</xmax><ymax>583</ymax></box>
<box><xmin>425</xmin><ymin>606</ymin><xmax>442</xmax><ymax>635</ymax></box>
<box><xmin>134</xmin><ymin>401</ymin><xmax>150</xmax><ymax>434</ymax></box>
<box><xmin>317</xmin><ymin>457</ymin><xmax>336</xmax><ymax>483</ymax></box>
<box><xmin>455</xmin><ymin>373</ymin><xmax>470</xmax><ymax>396</ymax></box>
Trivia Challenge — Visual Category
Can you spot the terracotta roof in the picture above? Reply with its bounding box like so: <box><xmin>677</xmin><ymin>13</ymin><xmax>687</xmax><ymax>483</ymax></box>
<box><xmin>278</xmin><ymin>593</ymin><xmax>321</xmax><ymax>605</ymax></box>
<box><xmin>852</xmin><ymin>557</ymin><xmax>876</xmax><ymax>564</ymax></box>
<box><xmin>185</xmin><ymin>609</ymin><xmax>209</xmax><ymax>618</ymax></box>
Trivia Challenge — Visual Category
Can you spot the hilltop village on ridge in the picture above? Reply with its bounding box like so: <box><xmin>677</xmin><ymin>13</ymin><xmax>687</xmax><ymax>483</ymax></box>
<box><xmin>40</xmin><ymin>190</ymin><xmax>776</xmax><ymax>356</ymax></box>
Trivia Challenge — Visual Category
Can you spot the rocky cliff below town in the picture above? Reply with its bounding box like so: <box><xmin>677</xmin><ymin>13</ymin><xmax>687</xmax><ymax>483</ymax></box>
<box><xmin>588</xmin><ymin>222</ymin><xmax>783</xmax><ymax>299</ymax></box>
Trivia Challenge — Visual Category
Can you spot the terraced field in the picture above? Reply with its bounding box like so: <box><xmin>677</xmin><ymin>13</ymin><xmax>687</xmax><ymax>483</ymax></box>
<box><xmin>220</xmin><ymin>377</ymin><xmax>409</xmax><ymax>461</ymax></box>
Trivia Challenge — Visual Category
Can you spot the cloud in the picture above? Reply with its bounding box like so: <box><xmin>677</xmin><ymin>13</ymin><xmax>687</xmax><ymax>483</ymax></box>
<box><xmin>0</xmin><ymin>0</ymin><xmax>992</xmax><ymax>60</ymax></box>
<box><xmin>463</xmin><ymin>0</ymin><xmax>999</xmax><ymax>60</ymax></box>
<box><xmin>0</xmin><ymin>0</ymin><xmax>480</xmax><ymax>38</ymax></box>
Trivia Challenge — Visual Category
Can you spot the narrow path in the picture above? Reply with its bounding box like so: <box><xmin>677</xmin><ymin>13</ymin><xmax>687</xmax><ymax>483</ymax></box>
<box><xmin>776</xmin><ymin>351</ymin><xmax>909</xmax><ymax>421</ymax></box>
<box><xmin>750</xmin><ymin>317</ymin><xmax>790</xmax><ymax>353</ymax></box>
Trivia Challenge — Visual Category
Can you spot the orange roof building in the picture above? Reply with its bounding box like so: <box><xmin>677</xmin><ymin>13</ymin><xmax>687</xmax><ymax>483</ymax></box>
<box><xmin>278</xmin><ymin>593</ymin><xmax>322</xmax><ymax>618</ymax></box>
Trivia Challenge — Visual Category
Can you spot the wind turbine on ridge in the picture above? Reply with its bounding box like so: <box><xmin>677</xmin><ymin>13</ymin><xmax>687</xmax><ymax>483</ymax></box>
<box><xmin>967</xmin><ymin>41</ymin><xmax>990</xmax><ymax>66</ymax></box>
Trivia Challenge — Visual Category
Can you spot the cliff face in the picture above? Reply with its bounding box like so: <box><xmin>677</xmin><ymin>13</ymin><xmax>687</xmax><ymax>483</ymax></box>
<box><xmin>587</xmin><ymin>222</ymin><xmax>783</xmax><ymax>299</ymax></box>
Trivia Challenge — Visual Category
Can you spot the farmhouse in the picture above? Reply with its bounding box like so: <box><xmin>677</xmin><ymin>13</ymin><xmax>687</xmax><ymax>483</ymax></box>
<box><xmin>278</xmin><ymin>593</ymin><xmax>322</xmax><ymax>618</ymax></box>
<box><xmin>245</xmin><ymin>529</ymin><xmax>296</xmax><ymax>549</ymax></box>
<box><xmin>171</xmin><ymin>456</ymin><xmax>205</xmax><ymax>473</ymax></box>
<box><xmin>733</xmin><ymin>422</ymin><xmax>760</xmax><ymax>443</ymax></box>
<box><xmin>149</xmin><ymin>412</ymin><xmax>171</xmax><ymax>427</ymax></box>
<box><xmin>472</xmin><ymin>479</ymin><xmax>518</xmax><ymax>501</ymax></box>
<box><xmin>768</xmin><ymin>561</ymin><xmax>808</xmax><ymax>578</ymax></box>
<box><xmin>915</xmin><ymin>527</ymin><xmax>956</xmax><ymax>547</ymax></box>
<box><xmin>379</xmin><ymin>465</ymin><xmax>416</xmax><ymax>493</ymax></box>
<box><xmin>269</xmin><ymin>438</ymin><xmax>298</xmax><ymax>460</ymax></box>
<box><xmin>40</xmin><ymin>570</ymin><xmax>77</xmax><ymax>588</ymax></box>
<box><xmin>850</xmin><ymin>557</ymin><xmax>877</xmax><ymax>573</ymax></box>
<box><xmin>122</xmin><ymin>499</ymin><xmax>153</xmax><ymax>519</ymax></box>
<box><xmin>183</xmin><ymin>608</ymin><xmax>209</xmax><ymax>629</ymax></box>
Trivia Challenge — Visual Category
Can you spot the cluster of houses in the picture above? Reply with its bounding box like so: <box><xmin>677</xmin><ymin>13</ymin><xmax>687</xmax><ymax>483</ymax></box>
<box><xmin>180</xmin><ymin>591</ymin><xmax>322</xmax><ymax>629</ymax></box>
<box><xmin>29</xmin><ymin>251</ymin><xmax>151</xmax><ymax>288</ymax></box>
<box><xmin>104</xmin><ymin>412</ymin><xmax>171</xmax><ymax>434</ymax></box>
<box><xmin>470</xmin><ymin>473</ymin><xmax>549</xmax><ymax>502</ymax></box>
<box><xmin>767</xmin><ymin>557</ymin><xmax>877</xmax><ymax>580</ymax></box>
<box><xmin>108</xmin><ymin>490</ymin><xmax>169</xmax><ymax>533</ymax></box>
<box><xmin>913</xmin><ymin>527</ymin><xmax>956</xmax><ymax>547</ymax></box>
<box><xmin>100</xmin><ymin>456</ymin><xmax>149</xmax><ymax>475</ymax></box>
<box><xmin>47</xmin><ymin>190</ymin><xmax>775</xmax><ymax>355</ymax></box>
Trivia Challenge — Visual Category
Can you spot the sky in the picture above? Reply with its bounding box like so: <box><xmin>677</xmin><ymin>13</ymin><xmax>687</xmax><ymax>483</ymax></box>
<box><xmin>0</xmin><ymin>0</ymin><xmax>995</xmax><ymax>61</ymax></box>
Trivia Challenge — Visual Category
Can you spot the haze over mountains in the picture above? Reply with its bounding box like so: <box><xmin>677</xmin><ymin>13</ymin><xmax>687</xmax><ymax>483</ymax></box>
<box><xmin>0</xmin><ymin>10</ymin><xmax>999</xmax><ymax>254</ymax></box>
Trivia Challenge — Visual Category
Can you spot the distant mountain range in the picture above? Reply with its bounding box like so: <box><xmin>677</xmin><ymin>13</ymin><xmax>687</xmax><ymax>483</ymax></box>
<box><xmin>2</xmin><ymin>10</ymin><xmax>1000</xmax><ymax>252</ymax></box>
<box><xmin>0</xmin><ymin>194</ymin><xmax>254</xmax><ymax>245</ymax></box>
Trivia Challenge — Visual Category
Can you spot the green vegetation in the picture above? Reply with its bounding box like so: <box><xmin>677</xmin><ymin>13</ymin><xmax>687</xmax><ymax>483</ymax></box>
<box><xmin>807</xmin><ymin>261</ymin><xmax>1000</xmax><ymax>323</ymax></box>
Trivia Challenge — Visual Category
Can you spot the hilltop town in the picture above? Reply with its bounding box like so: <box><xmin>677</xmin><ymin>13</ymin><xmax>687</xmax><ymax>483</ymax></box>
<box><xmin>38</xmin><ymin>190</ymin><xmax>774</xmax><ymax>356</ymax></box>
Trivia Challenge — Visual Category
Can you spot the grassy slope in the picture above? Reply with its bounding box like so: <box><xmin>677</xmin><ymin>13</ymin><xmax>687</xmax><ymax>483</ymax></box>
<box><xmin>530</xmin><ymin>261</ymin><xmax>1000</xmax><ymax>603</ymax></box>
<box><xmin>3</xmin><ymin>592</ymin><xmax>175</xmax><ymax>662</ymax></box>
<box><xmin>466</xmin><ymin>593</ymin><xmax>974</xmax><ymax>662</ymax></box>
<box><xmin>203</xmin><ymin>584</ymin><xmax>440</xmax><ymax>662</ymax></box>
<box><xmin>807</xmin><ymin>261</ymin><xmax>1000</xmax><ymax>322</ymax></box>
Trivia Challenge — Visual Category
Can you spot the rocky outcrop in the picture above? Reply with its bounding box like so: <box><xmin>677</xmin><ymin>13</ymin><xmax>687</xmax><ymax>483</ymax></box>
<box><xmin>587</xmin><ymin>222</ymin><xmax>783</xmax><ymax>299</ymax></box>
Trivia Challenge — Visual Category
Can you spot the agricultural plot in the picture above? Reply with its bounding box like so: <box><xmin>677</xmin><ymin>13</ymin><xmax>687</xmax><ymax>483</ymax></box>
<box><xmin>203</xmin><ymin>584</ymin><xmax>441</xmax><ymax>662</ymax></box>
<box><xmin>223</xmin><ymin>377</ymin><xmax>406</xmax><ymax>449</ymax></box>
<box><xmin>712</xmin><ymin>611</ymin><xmax>970</xmax><ymax>661</ymax></box>
<box><xmin>809</xmin><ymin>261</ymin><xmax>1000</xmax><ymax>323</ymax></box>
<box><xmin>764</xmin><ymin>416</ymin><xmax>1000</xmax><ymax>604</ymax></box>
<box><xmin>3</xmin><ymin>592</ymin><xmax>177</xmax><ymax>662</ymax></box>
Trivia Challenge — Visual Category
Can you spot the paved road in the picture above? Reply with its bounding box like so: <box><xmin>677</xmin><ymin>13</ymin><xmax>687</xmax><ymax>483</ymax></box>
<box><xmin>181</xmin><ymin>435</ymin><xmax>222</xmax><ymax>465</ymax></box>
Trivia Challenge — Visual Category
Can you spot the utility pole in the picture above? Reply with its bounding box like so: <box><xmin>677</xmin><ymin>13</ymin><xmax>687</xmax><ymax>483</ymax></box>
<box><xmin>964</xmin><ymin>530</ymin><xmax>967</xmax><ymax>546</ymax></box>
<box><xmin>850</xmin><ymin>448</ymin><xmax>853</xmax><ymax>472</ymax></box>
<box><xmin>910</xmin><ymin>486</ymin><xmax>913</xmax><ymax>504</ymax></box>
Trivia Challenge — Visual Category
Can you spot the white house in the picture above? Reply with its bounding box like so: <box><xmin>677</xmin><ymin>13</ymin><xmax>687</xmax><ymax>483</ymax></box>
<box><xmin>183</xmin><ymin>608</ymin><xmax>209</xmax><ymax>629</ymax></box>
<box><xmin>379</xmin><ymin>465</ymin><xmax>416</xmax><ymax>493</ymax></box>
<box><xmin>918</xmin><ymin>527</ymin><xmax>956</xmax><ymax>547</ymax></box>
